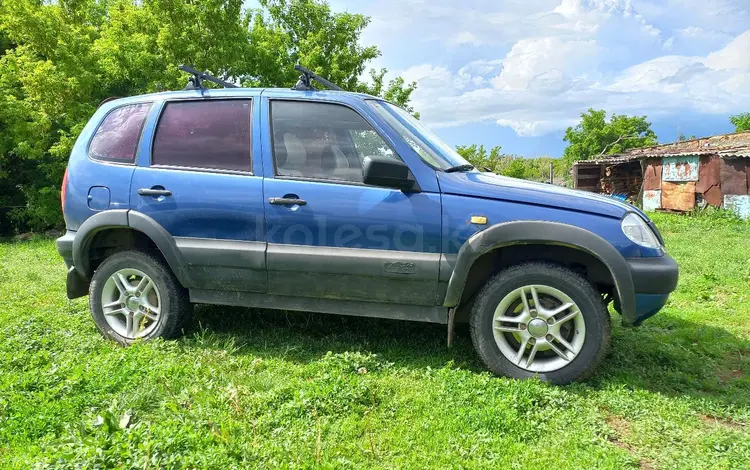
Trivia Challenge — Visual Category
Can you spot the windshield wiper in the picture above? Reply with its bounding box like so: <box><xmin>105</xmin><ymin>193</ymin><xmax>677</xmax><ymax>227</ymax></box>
<box><xmin>444</xmin><ymin>164</ymin><xmax>475</xmax><ymax>173</ymax></box>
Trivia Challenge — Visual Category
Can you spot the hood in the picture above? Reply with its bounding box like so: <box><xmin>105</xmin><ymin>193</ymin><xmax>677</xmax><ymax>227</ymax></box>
<box><xmin>437</xmin><ymin>171</ymin><xmax>645</xmax><ymax>219</ymax></box>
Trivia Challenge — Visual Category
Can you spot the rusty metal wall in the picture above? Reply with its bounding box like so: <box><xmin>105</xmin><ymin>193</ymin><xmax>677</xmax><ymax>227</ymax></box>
<box><xmin>720</xmin><ymin>159</ymin><xmax>748</xmax><ymax>195</ymax></box>
<box><xmin>696</xmin><ymin>155</ymin><xmax>723</xmax><ymax>207</ymax></box>
<box><xmin>642</xmin><ymin>159</ymin><xmax>662</xmax><ymax>191</ymax></box>
<box><xmin>662</xmin><ymin>156</ymin><xmax>699</xmax><ymax>182</ymax></box>
<box><xmin>661</xmin><ymin>181</ymin><xmax>696</xmax><ymax>211</ymax></box>
<box><xmin>643</xmin><ymin>190</ymin><xmax>661</xmax><ymax>212</ymax></box>
<box><xmin>724</xmin><ymin>195</ymin><xmax>750</xmax><ymax>219</ymax></box>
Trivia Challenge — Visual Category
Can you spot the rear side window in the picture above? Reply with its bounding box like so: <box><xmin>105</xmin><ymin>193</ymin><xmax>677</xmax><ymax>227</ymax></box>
<box><xmin>152</xmin><ymin>99</ymin><xmax>252</xmax><ymax>172</ymax></box>
<box><xmin>89</xmin><ymin>103</ymin><xmax>151</xmax><ymax>163</ymax></box>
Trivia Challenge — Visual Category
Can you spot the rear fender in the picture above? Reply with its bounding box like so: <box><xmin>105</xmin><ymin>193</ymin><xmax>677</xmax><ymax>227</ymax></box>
<box><xmin>72</xmin><ymin>210</ymin><xmax>190</xmax><ymax>286</ymax></box>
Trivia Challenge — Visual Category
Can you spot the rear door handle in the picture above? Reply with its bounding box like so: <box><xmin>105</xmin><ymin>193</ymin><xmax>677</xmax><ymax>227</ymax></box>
<box><xmin>269</xmin><ymin>197</ymin><xmax>307</xmax><ymax>206</ymax></box>
<box><xmin>138</xmin><ymin>188</ymin><xmax>172</xmax><ymax>197</ymax></box>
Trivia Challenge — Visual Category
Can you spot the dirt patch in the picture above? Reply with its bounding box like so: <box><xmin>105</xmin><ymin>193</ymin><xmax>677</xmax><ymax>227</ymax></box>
<box><xmin>717</xmin><ymin>351</ymin><xmax>746</xmax><ymax>384</ymax></box>
<box><xmin>604</xmin><ymin>413</ymin><xmax>655</xmax><ymax>470</ymax></box>
<box><xmin>717</xmin><ymin>368</ymin><xmax>744</xmax><ymax>383</ymax></box>
<box><xmin>606</xmin><ymin>414</ymin><xmax>632</xmax><ymax>442</ymax></box>
<box><xmin>699</xmin><ymin>414</ymin><xmax>745</xmax><ymax>430</ymax></box>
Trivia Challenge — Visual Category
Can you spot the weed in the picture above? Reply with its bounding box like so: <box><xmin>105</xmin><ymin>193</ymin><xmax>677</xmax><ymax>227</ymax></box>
<box><xmin>0</xmin><ymin>214</ymin><xmax>749</xmax><ymax>468</ymax></box>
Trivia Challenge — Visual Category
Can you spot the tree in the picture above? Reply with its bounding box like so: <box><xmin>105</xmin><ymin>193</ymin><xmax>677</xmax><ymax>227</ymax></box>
<box><xmin>0</xmin><ymin>0</ymin><xmax>417</xmax><ymax>233</ymax></box>
<box><xmin>455</xmin><ymin>144</ymin><xmax>503</xmax><ymax>169</ymax></box>
<box><xmin>455</xmin><ymin>144</ymin><xmax>571</xmax><ymax>184</ymax></box>
<box><xmin>730</xmin><ymin>113</ymin><xmax>750</xmax><ymax>132</ymax></box>
<box><xmin>562</xmin><ymin>109</ymin><xmax>658</xmax><ymax>164</ymax></box>
<box><xmin>678</xmin><ymin>133</ymin><xmax>696</xmax><ymax>141</ymax></box>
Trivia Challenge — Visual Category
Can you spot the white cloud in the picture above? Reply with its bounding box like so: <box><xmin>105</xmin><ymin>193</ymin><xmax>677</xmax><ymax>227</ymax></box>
<box><xmin>490</xmin><ymin>37</ymin><xmax>598</xmax><ymax>92</ymax></box>
<box><xmin>449</xmin><ymin>32</ymin><xmax>484</xmax><ymax>46</ymax></box>
<box><xmin>678</xmin><ymin>26</ymin><xmax>707</xmax><ymax>37</ymax></box>
<box><xmin>704</xmin><ymin>30</ymin><xmax>750</xmax><ymax>70</ymax></box>
<box><xmin>401</xmin><ymin>29</ymin><xmax>750</xmax><ymax>136</ymax></box>
<box><xmin>331</xmin><ymin>0</ymin><xmax>750</xmax><ymax>137</ymax></box>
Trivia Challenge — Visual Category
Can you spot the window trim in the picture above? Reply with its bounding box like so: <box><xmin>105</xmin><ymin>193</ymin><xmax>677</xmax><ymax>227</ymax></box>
<box><xmin>87</xmin><ymin>101</ymin><xmax>153</xmax><ymax>165</ymax></box>
<box><xmin>149</xmin><ymin>164</ymin><xmax>255</xmax><ymax>177</ymax></box>
<box><xmin>268</xmin><ymin>98</ymin><xmax>402</xmax><ymax>187</ymax></box>
<box><xmin>150</xmin><ymin>97</ymin><xmax>254</xmax><ymax>175</ymax></box>
<box><xmin>366</xmin><ymin>99</ymin><xmax>445</xmax><ymax>171</ymax></box>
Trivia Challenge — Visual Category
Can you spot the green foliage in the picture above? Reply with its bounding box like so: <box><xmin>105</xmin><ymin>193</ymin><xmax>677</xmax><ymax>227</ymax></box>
<box><xmin>562</xmin><ymin>109</ymin><xmax>658</xmax><ymax>164</ymax></box>
<box><xmin>0</xmin><ymin>0</ymin><xmax>416</xmax><ymax>233</ymax></box>
<box><xmin>2</xmin><ymin>214</ymin><xmax>750</xmax><ymax>467</ymax></box>
<box><xmin>730</xmin><ymin>113</ymin><xmax>750</xmax><ymax>132</ymax></box>
<box><xmin>357</xmin><ymin>68</ymin><xmax>418</xmax><ymax>116</ymax></box>
<box><xmin>678</xmin><ymin>133</ymin><xmax>697</xmax><ymax>141</ymax></box>
<box><xmin>455</xmin><ymin>144</ymin><xmax>572</xmax><ymax>184</ymax></box>
<box><xmin>455</xmin><ymin>144</ymin><xmax>504</xmax><ymax>169</ymax></box>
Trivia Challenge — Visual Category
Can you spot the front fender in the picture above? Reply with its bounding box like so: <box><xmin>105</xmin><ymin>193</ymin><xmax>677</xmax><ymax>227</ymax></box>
<box><xmin>443</xmin><ymin>220</ymin><xmax>636</xmax><ymax>323</ymax></box>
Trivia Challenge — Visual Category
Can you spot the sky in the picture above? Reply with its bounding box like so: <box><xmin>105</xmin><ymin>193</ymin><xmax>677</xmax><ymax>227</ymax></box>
<box><xmin>315</xmin><ymin>0</ymin><xmax>750</xmax><ymax>157</ymax></box>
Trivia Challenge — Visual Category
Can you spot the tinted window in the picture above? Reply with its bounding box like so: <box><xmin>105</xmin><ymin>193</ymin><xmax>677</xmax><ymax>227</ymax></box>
<box><xmin>271</xmin><ymin>101</ymin><xmax>397</xmax><ymax>183</ymax></box>
<box><xmin>153</xmin><ymin>100</ymin><xmax>252</xmax><ymax>172</ymax></box>
<box><xmin>89</xmin><ymin>103</ymin><xmax>151</xmax><ymax>162</ymax></box>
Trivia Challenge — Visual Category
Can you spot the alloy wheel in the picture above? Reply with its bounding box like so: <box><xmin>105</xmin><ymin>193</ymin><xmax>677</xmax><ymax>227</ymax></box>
<box><xmin>492</xmin><ymin>284</ymin><xmax>586</xmax><ymax>372</ymax></box>
<box><xmin>100</xmin><ymin>268</ymin><xmax>162</xmax><ymax>339</ymax></box>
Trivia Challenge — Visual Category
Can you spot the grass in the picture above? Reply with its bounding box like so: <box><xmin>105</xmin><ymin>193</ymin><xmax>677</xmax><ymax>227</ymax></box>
<box><xmin>1</xmin><ymin>212</ymin><xmax>749</xmax><ymax>469</ymax></box>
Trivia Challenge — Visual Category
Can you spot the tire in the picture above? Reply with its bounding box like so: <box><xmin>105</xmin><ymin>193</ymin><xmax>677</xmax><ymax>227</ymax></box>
<box><xmin>470</xmin><ymin>262</ymin><xmax>611</xmax><ymax>384</ymax></box>
<box><xmin>89</xmin><ymin>250</ymin><xmax>192</xmax><ymax>345</ymax></box>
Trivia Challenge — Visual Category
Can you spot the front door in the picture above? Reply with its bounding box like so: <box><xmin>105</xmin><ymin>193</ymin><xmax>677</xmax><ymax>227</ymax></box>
<box><xmin>130</xmin><ymin>96</ymin><xmax>267</xmax><ymax>293</ymax></box>
<box><xmin>262</xmin><ymin>98</ymin><xmax>442</xmax><ymax>306</ymax></box>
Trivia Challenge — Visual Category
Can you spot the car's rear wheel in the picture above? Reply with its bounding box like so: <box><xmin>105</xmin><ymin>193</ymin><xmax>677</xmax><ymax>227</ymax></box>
<box><xmin>89</xmin><ymin>250</ymin><xmax>191</xmax><ymax>345</ymax></box>
<box><xmin>470</xmin><ymin>262</ymin><xmax>611</xmax><ymax>384</ymax></box>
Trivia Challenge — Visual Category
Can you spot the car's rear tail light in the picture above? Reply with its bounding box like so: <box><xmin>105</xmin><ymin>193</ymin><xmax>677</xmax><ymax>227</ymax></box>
<box><xmin>61</xmin><ymin>167</ymin><xmax>69</xmax><ymax>212</ymax></box>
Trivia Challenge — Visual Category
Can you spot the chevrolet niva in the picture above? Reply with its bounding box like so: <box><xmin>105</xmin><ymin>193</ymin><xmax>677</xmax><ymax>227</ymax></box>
<box><xmin>57</xmin><ymin>67</ymin><xmax>678</xmax><ymax>384</ymax></box>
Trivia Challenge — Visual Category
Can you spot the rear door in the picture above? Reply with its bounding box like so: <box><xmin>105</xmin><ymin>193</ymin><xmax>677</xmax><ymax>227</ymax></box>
<box><xmin>130</xmin><ymin>95</ymin><xmax>267</xmax><ymax>293</ymax></box>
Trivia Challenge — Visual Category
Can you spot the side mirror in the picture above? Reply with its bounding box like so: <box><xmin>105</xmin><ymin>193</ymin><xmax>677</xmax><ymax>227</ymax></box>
<box><xmin>362</xmin><ymin>156</ymin><xmax>417</xmax><ymax>191</ymax></box>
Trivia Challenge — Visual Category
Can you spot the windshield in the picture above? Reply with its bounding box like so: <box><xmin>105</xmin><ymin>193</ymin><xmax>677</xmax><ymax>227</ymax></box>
<box><xmin>368</xmin><ymin>100</ymin><xmax>472</xmax><ymax>170</ymax></box>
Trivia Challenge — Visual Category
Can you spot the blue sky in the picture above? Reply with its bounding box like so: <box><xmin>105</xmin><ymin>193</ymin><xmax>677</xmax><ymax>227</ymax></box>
<box><xmin>319</xmin><ymin>0</ymin><xmax>750</xmax><ymax>157</ymax></box>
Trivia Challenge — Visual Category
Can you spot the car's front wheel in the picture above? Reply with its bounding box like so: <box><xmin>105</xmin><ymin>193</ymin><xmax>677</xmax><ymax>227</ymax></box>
<box><xmin>89</xmin><ymin>250</ymin><xmax>191</xmax><ymax>345</ymax></box>
<box><xmin>470</xmin><ymin>262</ymin><xmax>611</xmax><ymax>384</ymax></box>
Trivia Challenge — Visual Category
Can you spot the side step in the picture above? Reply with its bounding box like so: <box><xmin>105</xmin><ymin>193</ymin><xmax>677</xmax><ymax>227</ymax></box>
<box><xmin>189</xmin><ymin>289</ymin><xmax>449</xmax><ymax>324</ymax></box>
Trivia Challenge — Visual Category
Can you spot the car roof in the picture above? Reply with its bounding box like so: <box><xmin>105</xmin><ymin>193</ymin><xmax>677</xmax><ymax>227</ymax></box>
<box><xmin>105</xmin><ymin>87</ymin><xmax>380</xmax><ymax>107</ymax></box>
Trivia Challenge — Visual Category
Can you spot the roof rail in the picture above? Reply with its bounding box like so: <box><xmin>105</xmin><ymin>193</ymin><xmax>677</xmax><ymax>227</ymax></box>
<box><xmin>179</xmin><ymin>65</ymin><xmax>239</xmax><ymax>90</ymax></box>
<box><xmin>292</xmin><ymin>64</ymin><xmax>343</xmax><ymax>91</ymax></box>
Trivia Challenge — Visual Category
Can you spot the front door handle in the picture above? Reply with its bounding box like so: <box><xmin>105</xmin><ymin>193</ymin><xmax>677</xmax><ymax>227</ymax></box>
<box><xmin>269</xmin><ymin>197</ymin><xmax>307</xmax><ymax>206</ymax></box>
<box><xmin>138</xmin><ymin>188</ymin><xmax>172</xmax><ymax>197</ymax></box>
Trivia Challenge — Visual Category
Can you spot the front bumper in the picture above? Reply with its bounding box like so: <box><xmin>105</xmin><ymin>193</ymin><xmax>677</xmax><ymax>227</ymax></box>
<box><xmin>625</xmin><ymin>254</ymin><xmax>679</xmax><ymax>325</ymax></box>
<box><xmin>56</xmin><ymin>231</ymin><xmax>89</xmax><ymax>299</ymax></box>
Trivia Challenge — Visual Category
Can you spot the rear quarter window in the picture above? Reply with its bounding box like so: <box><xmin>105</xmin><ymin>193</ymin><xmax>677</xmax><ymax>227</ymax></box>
<box><xmin>89</xmin><ymin>103</ymin><xmax>151</xmax><ymax>163</ymax></box>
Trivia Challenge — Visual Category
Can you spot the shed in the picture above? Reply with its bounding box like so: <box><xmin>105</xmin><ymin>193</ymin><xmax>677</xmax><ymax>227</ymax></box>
<box><xmin>572</xmin><ymin>131</ymin><xmax>750</xmax><ymax>218</ymax></box>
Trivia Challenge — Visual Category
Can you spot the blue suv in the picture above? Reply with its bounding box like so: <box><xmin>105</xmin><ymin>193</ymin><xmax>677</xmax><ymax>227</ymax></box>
<box><xmin>57</xmin><ymin>68</ymin><xmax>678</xmax><ymax>384</ymax></box>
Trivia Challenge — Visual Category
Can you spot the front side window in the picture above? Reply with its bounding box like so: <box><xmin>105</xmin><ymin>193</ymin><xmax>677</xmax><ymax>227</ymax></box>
<box><xmin>368</xmin><ymin>100</ymin><xmax>471</xmax><ymax>170</ymax></box>
<box><xmin>270</xmin><ymin>100</ymin><xmax>398</xmax><ymax>183</ymax></box>
<box><xmin>152</xmin><ymin>99</ymin><xmax>252</xmax><ymax>172</ymax></box>
<box><xmin>89</xmin><ymin>103</ymin><xmax>151</xmax><ymax>163</ymax></box>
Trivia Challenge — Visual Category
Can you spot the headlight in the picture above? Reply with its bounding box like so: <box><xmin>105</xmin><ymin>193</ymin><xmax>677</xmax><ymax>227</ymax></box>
<box><xmin>621</xmin><ymin>213</ymin><xmax>662</xmax><ymax>249</ymax></box>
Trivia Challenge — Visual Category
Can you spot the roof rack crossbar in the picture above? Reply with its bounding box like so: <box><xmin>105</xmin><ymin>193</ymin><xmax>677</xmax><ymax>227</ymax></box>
<box><xmin>292</xmin><ymin>64</ymin><xmax>342</xmax><ymax>91</ymax></box>
<box><xmin>179</xmin><ymin>65</ymin><xmax>239</xmax><ymax>90</ymax></box>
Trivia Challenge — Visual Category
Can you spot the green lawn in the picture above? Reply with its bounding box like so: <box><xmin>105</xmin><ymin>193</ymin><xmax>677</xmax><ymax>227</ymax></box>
<box><xmin>1</xmin><ymin>213</ymin><xmax>749</xmax><ymax>469</ymax></box>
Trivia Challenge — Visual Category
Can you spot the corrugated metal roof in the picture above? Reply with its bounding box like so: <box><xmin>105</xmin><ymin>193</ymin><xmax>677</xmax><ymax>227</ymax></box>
<box><xmin>718</xmin><ymin>149</ymin><xmax>750</xmax><ymax>158</ymax></box>
<box><xmin>573</xmin><ymin>155</ymin><xmax>643</xmax><ymax>165</ymax></box>
<box><xmin>574</xmin><ymin>130</ymin><xmax>750</xmax><ymax>166</ymax></box>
